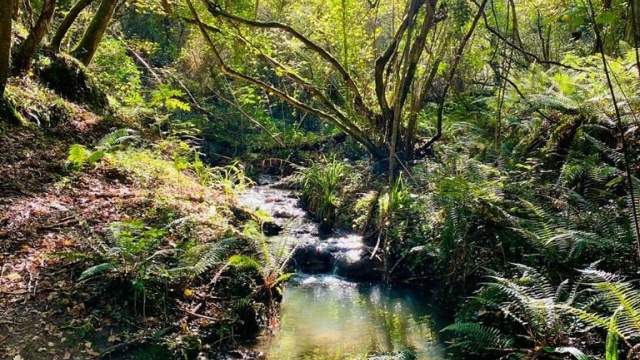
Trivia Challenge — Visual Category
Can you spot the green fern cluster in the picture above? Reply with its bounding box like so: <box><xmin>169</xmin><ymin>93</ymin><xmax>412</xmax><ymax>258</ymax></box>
<box><xmin>172</xmin><ymin>238</ymin><xmax>235</xmax><ymax>277</ymax></box>
<box><xmin>78</xmin><ymin>220</ymin><xmax>167</xmax><ymax>283</ymax></box>
<box><xmin>68</xmin><ymin>128</ymin><xmax>139</xmax><ymax>169</ymax></box>
<box><xmin>448</xmin><ymin>263</ymin><xmax>640</xmax><ymax>359</ymax></box>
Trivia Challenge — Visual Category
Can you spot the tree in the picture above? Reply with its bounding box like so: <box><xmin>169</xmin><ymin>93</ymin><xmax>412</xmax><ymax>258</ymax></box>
<box><xmin>184</xmin><ymin>0</ymin><xmax>487</xmax><ymax>173</ymax></box>
<box><xmin>49</xmin><ymin>0</ymin><xmax>97</xmax><ymax>52</ymax></box>
<box><xmin>12</xmin><ymin>0</ymin><xmax>57</xmax><ymax>74</ymax></box>
<box><xmin>0</xmin><ymin>0</ymin><xmax>12</xmax><ymax>97</ymax></box>
<box><xmin>71</xmin><ymin>0</ymin><xmax>119</xmax><ymax>65</ymax></box>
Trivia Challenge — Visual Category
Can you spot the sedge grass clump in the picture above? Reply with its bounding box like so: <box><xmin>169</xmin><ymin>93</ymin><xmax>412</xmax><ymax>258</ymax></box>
<box><xmin>296</xmin><ymin>155</ymin><xmax>348</xmax><ymax>231</ymax></box>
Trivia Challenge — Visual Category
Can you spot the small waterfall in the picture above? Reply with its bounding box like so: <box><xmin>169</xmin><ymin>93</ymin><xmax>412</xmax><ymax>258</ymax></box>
<box><xmin>237</xmin><ymin>180</ymin><xmax>444</xmax><ymax>360</ymax></box>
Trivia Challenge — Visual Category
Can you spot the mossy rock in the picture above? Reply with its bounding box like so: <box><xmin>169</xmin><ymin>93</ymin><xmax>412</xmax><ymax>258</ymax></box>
<box><xmin>0</xmin><ymin>97</ymin><xmax>28</xmax><ymax>126</ymax></box>
<box><xmin>37</xmin><ymin>53</ymin><xmax>109</xmax><ymax>112</ymax></box>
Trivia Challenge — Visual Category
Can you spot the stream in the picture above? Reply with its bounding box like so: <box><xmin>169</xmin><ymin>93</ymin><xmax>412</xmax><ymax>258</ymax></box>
<box><xmin>237</xmin><ymin>177</ymin><xmax>445</xmax><ymax>360</ymax></box>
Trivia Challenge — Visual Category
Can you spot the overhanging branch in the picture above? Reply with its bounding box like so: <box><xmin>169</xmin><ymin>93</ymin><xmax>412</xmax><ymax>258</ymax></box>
<box><xmin>204</xmin><ymin>1</ymin><xmax>373</xmax><ymax>119</ymax></box>
<box><xmin>184</xmin><ymin>0</ymin><xmax>382</xmax><ymax>157</ymax></box>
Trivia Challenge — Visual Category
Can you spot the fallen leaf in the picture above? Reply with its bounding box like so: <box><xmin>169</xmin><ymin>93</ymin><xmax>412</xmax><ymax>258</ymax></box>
<box><xmin>63</xmin><ymin>352</ymin><xmax>71</xmax><ymax>360</ymax></box>
<box><xmin>107</xmin><ymin>335</ymin><xmax>120</xmax><ymax>342</ymax></box>
<box><xmin>6</xmin><ymin>273</ymin><xmax>21</xmax><ymax>281</ymax></box>
<box><xmin>86</xmin><ymin>348</ymin><xmax>100</xmax><ymax>356</ymax></box>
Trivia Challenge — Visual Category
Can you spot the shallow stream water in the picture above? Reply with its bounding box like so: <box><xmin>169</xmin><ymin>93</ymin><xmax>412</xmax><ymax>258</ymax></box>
<box><xmin>238</xmin><ymin>178</ymin><xmax>444</xmax><ymax>360</ymax></box>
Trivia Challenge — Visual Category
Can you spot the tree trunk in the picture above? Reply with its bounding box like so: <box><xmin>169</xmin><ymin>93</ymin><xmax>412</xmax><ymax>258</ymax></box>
<box><xmin>50</xmin><ymin>0</ymin><xmax>96</xmax><ymax>52</ymax></box>
<box><xmin>11</xmin><ymin>0</ymin><xmax>19</xmax><ymax>19</ymax></box>
<box><xmin>12</xmin><ymin>0</ymin><xmax>57</xmax><ymax>75</ymax></box>
<box><xmin>71</xmin><ymin>0</ymin><xmax>119</xmax><ymax>66</ymax></box>
<box><xmin>0</xmin><ymin>0</ymin><xmax>12</xmax><ymax>97</ymax></box>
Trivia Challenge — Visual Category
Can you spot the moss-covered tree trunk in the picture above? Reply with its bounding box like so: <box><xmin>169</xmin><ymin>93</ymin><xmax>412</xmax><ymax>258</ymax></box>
<box><xmin>12</xmin><ymin>0</ymin><xmax>57</xmax><ymax>74</ymax></box>
<box><xmin>71</xmin><ymin>0</ymin><xmax>119</xmax><ymax>66</ymax></box>
<box><xmin>0</xmin><ymin>0</ymin><xmax>12</xmax><ymax>97</ymax></box>
<box><xmin>50</xmin><ymin>0</ymin><xmax>96</xmax><ymax>52</ymax></box>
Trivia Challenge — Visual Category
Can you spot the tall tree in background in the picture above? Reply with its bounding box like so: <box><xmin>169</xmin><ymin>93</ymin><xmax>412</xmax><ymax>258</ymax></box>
<box><xmin>186</xmin><ymin>0</ymin><xmax>487</xmax><ymax>171</ymax></box>
<box><xmin>71</xmin><ymin>0</ymin><xmax>119</xmax><ymax>65</ymax></box>
<box><xmin>0</xmin><ymin>0</ymin><xmax>12</xmax><ymax>97</ymax></box>
<box><xmin>50</xmin><ymin>0</ymin><xmax>96</xmax><ymax>52</ymax></box>
<box><xmin>12</xmin><ymin>0</ymin><xmax>57</xmax><ymax>74</ymax></box>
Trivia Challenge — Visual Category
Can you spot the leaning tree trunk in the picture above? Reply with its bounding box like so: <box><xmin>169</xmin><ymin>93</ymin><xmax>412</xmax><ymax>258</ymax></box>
<box><xmin>50</xmin><ymin>0</ymin><xmax>96</xmax><ymax>52</ymax></box>
<box><xmin>71</xmin><ymin>0</ymin><xmax>119</xmax><ymax>66</ymax></box>
<box><xmin>0</xmin><ymin>0</ymin><xmax>12</xmax><ymax>97</ymax></box>
<box><xmin>12</xmin><ymin>0</ymin><xmax>57</xmax><ymax>75</ymax></box>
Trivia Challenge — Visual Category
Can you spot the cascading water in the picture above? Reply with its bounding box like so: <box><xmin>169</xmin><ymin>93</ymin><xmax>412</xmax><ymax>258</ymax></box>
<box><xmin>237</xmin><ymin>177</ymin><xmax>444</xmax><ymax>360</ymax></box>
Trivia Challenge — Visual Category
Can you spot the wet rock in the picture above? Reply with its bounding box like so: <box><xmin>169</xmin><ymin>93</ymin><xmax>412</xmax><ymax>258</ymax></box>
<box><xmin>273</xmin><ymin>210</ymin><xmax>294</xmax><ymax>219</ymax></box>
<box><xmin>333</xmin><ymin>251</ymin><xmax>382</xmax><ymax>279</ymax></box>
<box><xmin>261</xmin><ymin>221</ymin><xmax>283</xmax><ymax>236</ymax></box>
<box><xmin>366</xmin><ymin>350</ymin><xmax>417</xmax><ymax>360</ymax></box>
<box><xmin>291</xmin><ymin>244</ymin><xmax>333</xmax><ymax>273</ymax></box>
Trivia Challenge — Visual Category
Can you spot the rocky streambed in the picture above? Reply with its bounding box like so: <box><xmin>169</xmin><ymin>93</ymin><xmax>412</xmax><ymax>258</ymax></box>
<box><xmin>237</xmin><ymin>177</ymin><xmax>444</xmax><ymax>360</ymax></box>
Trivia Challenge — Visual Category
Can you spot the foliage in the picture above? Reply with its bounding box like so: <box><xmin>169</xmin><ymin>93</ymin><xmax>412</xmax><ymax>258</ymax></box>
<box><xmin>296</xmin><ymin>155</ymin><xmax>348</xmax><ymax>228</ymax></box>
<box><xmin>445</xmin><ymin>264</ymin><xmax>588</xmax><ymax>359</ymax></box>
<box><xmin>78</xmin><ymin>220</ymin><xmax>170</xmax><ymax>315</ymax></box>
<box><xmin>68</xmin><ymin>128</ymin><xmax>139</xmax><ymax>169</ymax></box>
<box><xmin>173</xmin><ymin>237</ymin><xmax>235</xmax><ymax>277</ymax></box>
<box><xmin>192</xmin><ymin>155</ymin><xmax>252</xmax><ymax>198</ymax></box>
<box><xmin>564</xmin><ymin>269</ymin><xmax>640</xmax><ymax>352</ymax></box>
<box><xmin>227</xmin><ymin>221</ymin><xmax>296</xmax><ymax>295</ymax></box>
<box><xmin>91</xmin><ymin>36</ymin><xmax>144</xmax><ymax>106</ymax></box>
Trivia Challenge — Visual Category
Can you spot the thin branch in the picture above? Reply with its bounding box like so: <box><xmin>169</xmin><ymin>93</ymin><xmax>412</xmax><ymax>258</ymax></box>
<box><xmin>472</xmin><ymin>0</ymin><xmax>580</xmax><ymax>71</ymax></box>
<box><xmin>423</xmin><ymin>0</ymin><xmax>488</xmax><ymax>149</ymax></box>
<box><xmin>585</xmin><ymin>0</ymin><xmax>640</xmax><ymax>259</ymax></box>
<box><xmin>204</xmin><ymin>1</ymin><xmax>373</xmax><ymax>118</ymax></box>
<box><xmin>184</xmin><ymin>0</ymin><xmax>381</xmax><ymax>157</ymax></box>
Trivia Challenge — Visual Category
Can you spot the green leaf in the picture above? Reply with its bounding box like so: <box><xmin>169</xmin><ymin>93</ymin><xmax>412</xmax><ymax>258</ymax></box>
<box><xmin>606</xmin><ymin>312</ymin><xmax>619</xmax><ymax>360</ymax></box>
<box><xmin>87</xmin><ymin>150</ymin><xmax>106</xmax><ymax>165</ymax></box>
<box><xmin>274</xmin><ymin>272</ymin><xmax>295</xmax><ymax>285</ymax></box>
<box><xmin>542</xmin><ymin>346</ymin><xmax>589</xmax><ymax>360</ymax></box>
<box><xmin>228</xmin><ymin>255</ymin><xmax>260</xmax><ymax>270</ymax></box>
<box><xmin>605</xmin><ymin>177</ymin><xmax>623</xmax><ymax>188</ymax></box>
<box><xmin>78</xmin><ymin>262</ymin><xmax>118</xmax><ymax>282</ymax></box>
<box><xmin>68</xmin><ymin>144</ymin><xmax>89</xmax><ymax>167</ymax></box>
<box><xmin>596</xmin><ymin>11</ymin><xmax>616</xmax><ymax>25</ymax></box>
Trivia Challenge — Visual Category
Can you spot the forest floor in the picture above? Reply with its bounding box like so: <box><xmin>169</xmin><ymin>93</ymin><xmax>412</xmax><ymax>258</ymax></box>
<box><xmin>0</xmin><ymin>116</ymin><xmax>161</xmax><ymax>360</ymax></box>
<box><xmin>0</xmin><ymin>117</ymin><xmax>251</xmax><ymax>359</ymax></box>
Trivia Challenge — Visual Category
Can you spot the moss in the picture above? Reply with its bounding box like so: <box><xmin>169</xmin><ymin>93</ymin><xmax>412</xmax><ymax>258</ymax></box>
<box><xmin>36</xmin><ymin>52</ymin><xmax>109</xmax><ymax>112</ymax></box>
<box><xmin>0</xmin><ymin>97</ymin><xmax>28</xmax><ymax>126</ymax></box>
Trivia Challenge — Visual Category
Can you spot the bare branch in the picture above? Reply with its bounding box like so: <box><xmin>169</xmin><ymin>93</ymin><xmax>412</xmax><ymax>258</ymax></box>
<box><xmin>424</xmin><ymin>0</ymin><xmax>488</xmax><ymax>149</ymax></box>
<box><xmin>204</xmin><ymin>1</ymin><xmax>373</xmax><ymax>118</ymax></box>
<box><xmin>184</xmin><ymin>0</ymin><xmax>382</xmax><ymax>157</ymax></box>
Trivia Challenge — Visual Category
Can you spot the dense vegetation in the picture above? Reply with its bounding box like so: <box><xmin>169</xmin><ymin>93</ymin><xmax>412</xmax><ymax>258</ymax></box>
<box><xmin>2</xmin><ymin>0</ymin><xmax>640</xmax><ymax>359</ymax></box>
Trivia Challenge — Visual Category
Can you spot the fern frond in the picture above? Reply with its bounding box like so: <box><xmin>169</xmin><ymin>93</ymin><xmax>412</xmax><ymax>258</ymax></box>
<box><xmin>97</xmin><ymin>128</ymin><xmax>139</xmax><ymax>151</ymax></box>
<box><xmin>78</xmin><ymin>262</ymin><xmax>118</xmax><ymax>282</ymax></box>
<box><xmin>442</xmin><ymin>322</ymin><xmax>514</xmax><ymax>349</ymax></box>
<box><xmin>174</xmin><ymin>238</ymin><xmax>234</xmax><ymax>276</ymax></box>
<box><xmin>228</xmin><ymin>254</ymin><xmax>261</xmax><ymax>271</ymax></box>
<box><xmin>68</xmin><ymin>144</ymin><xmax>90</xmax><ymax>167</ymax></box>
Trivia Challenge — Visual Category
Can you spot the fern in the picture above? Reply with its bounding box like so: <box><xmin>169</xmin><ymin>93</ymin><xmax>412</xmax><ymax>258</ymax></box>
<box><xmin>606</xmin><ymin>311</ymin><xmax>620</xmax><ymax>360</ymax></box>
<box><xmin>173</xmin><ymin>238</ymin><xmax>235</xmax><ymax>276</ymax></box>
<box><xmin>68</xmin><ymin>144</ymin><xmax>90</xmax><ymax>168</ymax></box>
<box><xmin>442</xmin><ymin>322</ymin><xmax>514</xmax><ymax>350</ymax></box>
<box><xmin>67</xmin><ymin>129</ymin><xmax>138</xmax><ymax>169</ymax></box>
<box><xmin>97</xmin><ymin>128</ymin><xmax>139</xmax><ymax>151</ymax></box>
<box><xmin>456</xmin><ymin>264</ymin><xmax>585</xmax><ymax>356</ymax></box>
<box><xmin>78</xmin><ymin>262</ymin><xmax>118</xmax><ymax>282</ymax></box>
<box><xmin>563</xmin><ymin>269</ymin><xmax>640</xmax><ymax>353</ymax></box>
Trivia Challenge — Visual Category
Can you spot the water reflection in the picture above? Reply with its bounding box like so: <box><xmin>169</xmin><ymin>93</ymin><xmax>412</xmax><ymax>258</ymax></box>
<box><xmin>256</xmin><ymin>275</ymin><xmax>444</xmax><ymax>360</ymax></box>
